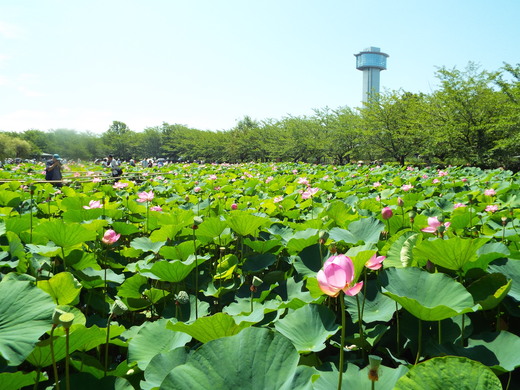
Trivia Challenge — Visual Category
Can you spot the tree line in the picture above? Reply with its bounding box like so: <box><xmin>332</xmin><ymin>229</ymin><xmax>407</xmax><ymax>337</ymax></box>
<box><xmin>1</xmin><ymin>62</ymin><xmax>519</xmax><ymax>169</ymax></box>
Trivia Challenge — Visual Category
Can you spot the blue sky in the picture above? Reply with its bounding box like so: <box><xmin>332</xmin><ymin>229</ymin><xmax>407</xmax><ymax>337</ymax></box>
<box><xmin>0</xmin><ymin>0</ymin><xmax>518</xmax><ymax>134</ymax></box>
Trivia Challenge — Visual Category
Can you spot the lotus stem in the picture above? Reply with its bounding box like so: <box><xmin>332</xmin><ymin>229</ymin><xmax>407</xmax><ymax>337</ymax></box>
<box><xmin>65</xmin><ymin>328</ymin><xmax>71</xmax><ymax>390</ymax></box>
<box><xmin>49</xmin><ymin>324</ymin><xmax>60</xmax><ymax>390</ymax></box>
<box><xmin>338</xmin><ymin>291</ymin><xmax>346</xmax><ymax>390</ymax></box>
<box><xmin>414</xmin><ymin>318</ymin><xmax>422</xmax><ymax>365</ymax></box>
<box><xmin>461</xmin><ymin>314</ymin><xmax>465</xmax><ymax>347</ymax></box>
<box><xmin>33</xmin><ymin>368</ymin><xmax>41</xmax><ymax>390</ymax></box>
<box><xmin>193</xmin><ymin>230</ymin><xmax>198</xmax><ymax>319</ymax></box>
<box><xmin>356</xmin><ymin>294</ymin><xmax>365</xmax><ymax>361</ymax></box>
<box><xmin>396</xmin><ymin>302</ymin><xmax>400</xmax><ymax>356</ymax></box>
<box><xmin>438</xmin><ymin>320</ymin><xmax>442</xmax><ymax>344</ymax></box>
<box><xmin>104</xmin><ymin>313</ymin><xmax>112</xmax><ymax>377</ymax></box>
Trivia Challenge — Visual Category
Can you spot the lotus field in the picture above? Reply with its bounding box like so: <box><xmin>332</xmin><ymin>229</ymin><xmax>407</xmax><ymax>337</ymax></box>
<box><xmin>1</xmin><ymin>161</ymin><xmax>519</xmax><ymax>389</ymax></box>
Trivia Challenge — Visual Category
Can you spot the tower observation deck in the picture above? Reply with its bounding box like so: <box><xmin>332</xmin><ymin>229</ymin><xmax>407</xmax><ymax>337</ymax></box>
<box><xmin>354</xmin><ymin>47</ymin><xmax>389</xmax><ymax>103</ymax></box>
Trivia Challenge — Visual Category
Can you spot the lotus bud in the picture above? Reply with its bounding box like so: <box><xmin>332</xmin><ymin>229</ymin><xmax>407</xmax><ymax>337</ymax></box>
<box><xmin>408</xmin><ymin>210</ymin><xmax>416</xmax><ymax>219</ymax></box>
<box><xmin>437</xmin><ymin>215</ymin><xmax>445</xmax><ymax>223</ymax></box>
<box><xmin>319</xmin><ymin>230</ymin><xmax>329</xmax><ymax>244</ymax></box>
<box><xmin>381</xmin><ymin>207</ymin><xmax>393</xmax><ymax>220</ymax></box>
<box><xmin>252</xmin><ymin>276</ymin><xmax>263</xmax><ymax>287</ymax></box>
<box><xmin>502</xmin><ymin>217</ymin><xmax>508</xmax><ymax>226</ymax></box>
<box><xmin>397</xmin><ymin>197</ymin><xmax>404</xmax><ymax>207</ymax></box>
<box><xmin>175</xmin><ymin>291</ymin><xmax>190</xmax><ymax>305</ymax></box>
<box><xmin>111</xmin><ymin>300</ymin><xmax>128</xmax><ymax>316</ymax></box>
<box><xmin>58</xmin><ymin>312</ymin><xmax>75</xmax><ymax>329</ymax></box>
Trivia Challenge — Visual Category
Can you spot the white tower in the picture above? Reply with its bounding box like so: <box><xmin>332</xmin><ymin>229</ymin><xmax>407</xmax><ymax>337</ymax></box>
<box><xmin>354</xmin><ymin>47</ymin><xmax>389</xmax><ymax>103</ymax></box>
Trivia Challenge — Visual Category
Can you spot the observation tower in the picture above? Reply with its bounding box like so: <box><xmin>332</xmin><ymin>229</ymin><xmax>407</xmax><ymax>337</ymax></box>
<box><xmin>354</xmin><ymin>46</ymin><xmax>389</xmax><ymax>103</ymax></box>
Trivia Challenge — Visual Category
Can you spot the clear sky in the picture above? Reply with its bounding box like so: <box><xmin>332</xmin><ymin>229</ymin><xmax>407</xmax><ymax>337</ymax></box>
<box><xmin>1</xmin><ymin>0</ymin><xmax>519</xmax><ymax>134</ymax></box>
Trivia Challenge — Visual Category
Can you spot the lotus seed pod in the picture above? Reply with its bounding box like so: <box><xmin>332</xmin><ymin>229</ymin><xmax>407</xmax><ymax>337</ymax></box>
<box><xmin>53</xmin><ymin>308</ymin><xmax>66</xmax><ymax>325</ymax></box>
<box><xmin>111</xmin><ymin>300</ymin><xmax>128</xmax><ymax>316</ymax></box>
<box><xmin>319</xmin><ymin>230</ymin><xmax>329</xmax><ymax>241</ymax></box>
<box><xmin>59</xmin><ymin>312</ymin><xmax>75</xmax><ymax>329</ymax></box>
<box><xmin>176</xmin><ymin>291</ymin><xmax>190</xmax><ymax>304</ymax></box>
<box><xmin>252</xmin><ymin>276</ymin><xmax>263</xmax><ymax>287</ymax></box>
<box><xmin>193</xmin><ymin>216</ymin><xmax>203</xmax><ymax>225</ymax></box>
<box><xmin>408</xmin><ymin>210</ymin><xmax>416</xmax><ymax>219</ymax></box>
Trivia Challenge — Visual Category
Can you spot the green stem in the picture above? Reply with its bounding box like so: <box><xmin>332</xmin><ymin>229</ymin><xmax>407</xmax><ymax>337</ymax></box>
<box><xmin>414</xmin><ymin>318</ymin><xmax>422</xmax><ymax>365</ymax></box>
<box><xmin>65</xmin><ymin>328</ymin><xmax>71</xmax><ymax>390</ymax></box>
<box><xmin>438</xmin><ymin>320</ymin><xmax>442</xmax><ymax>345</ymax></box>
<box><xmin>104</xmin><ymin>314</ymin><xmax>112</xmax><ymax>377</ymax></box>
<box><xmin>355</xmin><ymin>294</ymin><xmax>365</xmax><ymax>361</ymax></box>
<box><xmin>461</xmin><ymin>314</ymin><xmax>465</xmax><ymax>347</ymax></box>
<box><xmin>396</xmin><ymin>302</ymin><xmax>400</xmax><ymax>356</ymax></box>
<box><xmin>50</xmin><ymin>325</ymin><xmax>60</xmax><ymax>390</ymax></box>
<box><xmin>193</xmin><ymin>230</ymin><xmax>198</xmax><ymax>319</ymax></box>
<box><xmin>33</xmin><ymin>367</ymin><xmax>41</xmax><ymax>390</ymax></box>
<box><xmin>338</xmin><ymin>291</ymin><xmax>346</xmax><ymax>390</ymax></box>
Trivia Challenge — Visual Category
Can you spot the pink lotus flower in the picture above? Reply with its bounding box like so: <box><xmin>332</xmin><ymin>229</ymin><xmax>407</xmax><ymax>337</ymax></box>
<box><xmin>317</xmin><ymin>254</ymin><xmax>363</xmax><ymax>297</ymax></box>
<box><xmin>209</xmin><ymin>174</ymin><xmax>217</xmax><ymax>180</ymax></box>
<box><xmin>92</xmin><ymin>177</ymin><xmax>102</xmax><ymax>183</ymax></box>
<box><xmin>194</xmin><ymin>186</ymin><xmax>202</xmax><ymax>193</ymax></box>
<box><xmin>421</xmin><ymin>216</ymin><xmax>451</xmax><ymax>233</ymax></box>
<box><xmin>137</xmin><ymin>191</ymin><xmax>154</xmax><ymax>203</ymax></box>
<box><xmin>274</xmin><ymin>196</ymin><xmax>283</xmax><ymax>203</ymax></box>
<box><xmin>432</xmin><ymin>178</ymin><xmax>440</xmax><ymax>184</ymax></box>
<box><xmin>454</xmin><ymin>203</ymin><xmax>466</xmax><ymax>209</ymax></box>
<box><xmin>373</xmin><ymin>181</ymin><xmax>381</xmax><ymax>188</ymax></box>
<box><xmin>102</xmin><ymin>229</ymin><xmax>120</xmax><ymax>244</ymax></box>
<box><xmin>484</xmin><ymin>189</ymin><xmax>496</xmax><ymax>196</ymax></box>
<box><xmin>113</xmin><ymin>182</ymin><xmax>128</xmax><ymax>189</ymax></box>
<box><xmin>485</xmin><ymin>204</ymin><xmax>499</xmax><ymax>213</ymax></box>
<box><xmin>150</xmin><ymin>206</ymin><xmax>163</xmax><ymax>212</ymax></box>
<box><xmin>231</xmin><ymin>203</ymin><xmax>238</xmax><ymax>210</ymax></box>
<box><xmin>298</xmin><ymin>177</ymin><xmax>309</xmax><ymax>185</ymax></box>
<box><xmin>74</xmin><ymin>172</ymin><xmax>81</xmax><ymax>177</ymax></box>
<box><xmin>83</xmin><ymin>200</ymin><xmax>102</xmax><ymax>210</ymax></box>
<box><xmin>381</xmin><ymin>207</ymin><xmax>393</xmax><ymax>220</ymax></box>
<box><xmin>402</xmin><ymin>184</ymin><xmax>414</xmax><ymax>191</ymax></box>
<box><xmin>301</xmin><ymin>187</ymin><xmax>319</xmax><ymax>199</ymax></box>
<box><xmin>366</xmin><ymin>254</ymin><xmax>385</xmax><ymax>270</ymax></box>
<box><xmin>461</xmin><ymin>178</ymin><xmax>468</xmax><ymax>182</ymax></box>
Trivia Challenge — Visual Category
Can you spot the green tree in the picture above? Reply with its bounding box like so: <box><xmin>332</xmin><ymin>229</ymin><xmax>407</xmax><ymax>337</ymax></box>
<box><xmin>101</xmin><ymin>121</ymin><xmax>136</xmax><ymax>160</ymax></box>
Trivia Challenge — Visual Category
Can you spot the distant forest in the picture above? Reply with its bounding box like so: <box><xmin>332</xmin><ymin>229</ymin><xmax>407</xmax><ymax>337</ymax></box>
<box><xmin>1</xmin><ymin>62</ymin><xmax>520</xmax><ymax>169</ymax></box>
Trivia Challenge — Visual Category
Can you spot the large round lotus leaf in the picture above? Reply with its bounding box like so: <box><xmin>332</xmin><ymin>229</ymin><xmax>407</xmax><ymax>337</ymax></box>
<box><xmin>34</xmin><ymin>220</ymin><xmax>97</xmax><ymax>247</ymax></box>
<box><xmin>128</xmin><ymin>318</ymin><xmax>192</xmax><ymax>370</ymax></box>
<box><xmin>274</xmin><ymin>303</ymin><xmax>339</xmax><ymax>353</ymax></box>
<box><xmin>37</xmin><ymin>271</ymin><xmax>82</xmax><ymax>305</ymax></box>
<box><xmin>167</xmin><ymin>312</ymin><xmax>251</xmax><ymax>343</ymax></box>
<box><xmin>0</xmin><ymin>371</ymin><xmax>48</xmax><ymax>390</ymax></box>
<box><xmin>313</xmin><ymin>363</ymin><xmax>408</xmax><ymax>390</ymax></box>
<box><xmin>466</xmin><ymin>273</ymin><xmax>512</xmax><ymax>310</ymax></box>
<box><xmin>160</xmin><ymin>327</ymin><xmax>301</xmax><ymax>390</ymax></box>
<box><xmin>379</xmin><ymin>267</ymin><xmax>477</xmax><ymax>321</ymax></box>
<box><xmin>345</xmin><ymin>279</ymin><xmax>398</xmax><ymax>324</ymax></box>
<box><xmin>0</xmin><ymin>278</ymin><xmax>55</xmax><ymax>366</ymax></box>
<box><xmin>141</xmin><ymin>348</ymin><xmax>188</xmax><ymax>390</ymax></box>
<box><xmin>394</xmin><ymin>356</ymin><xmax>502</xmax><ymax>390</ymax></box>
<box><xmin>413</xmin><ymin>236</ymin><xmax>488</xmax><ymax>271</ymax></box>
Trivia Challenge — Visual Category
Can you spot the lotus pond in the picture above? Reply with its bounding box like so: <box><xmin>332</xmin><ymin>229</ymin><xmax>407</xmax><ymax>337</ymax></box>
<box><xmin>0</xmin><ymin>162</ymin><xmax>519</xmax><ymax>389</ymax></box>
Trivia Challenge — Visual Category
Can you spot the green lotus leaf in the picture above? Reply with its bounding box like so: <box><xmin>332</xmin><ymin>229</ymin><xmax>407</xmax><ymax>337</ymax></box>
<box><xmin>413</xmin><ymin>236</ymin><xmax>489</xmax><ymax>271</ymax></box>
<box><xmin>382</xmin><ymin>230</ymin><xmax>421</xmax><ymax>268</ymax></box>
<box><xmin>345</xmin><ymin>280</ymin><xmax>398</xmax><ymax>324</ymax></box>
<box><xmin>141</xmin><ymin>348</ymin><xmax>189</xmax><ymax>390</ymax></box>
<box><xmin>225</xmin><ymin>211</ymin><xmax>270</xmax><ymax>236</ymax></box>
<box><xmin>0</xmin><ymin>371</ymin><xmax>49</xmax><ymax>390</ymax></box>
<box><xmin>195</xmin><ymin>216</ymin><xmax>228</xmax><ymax>244</ymax></box>
<box><xmin>37</xmin><ymin>271</ymin><xmax>82</xmax><ymax>305</ymax></box>
<box><xmin>6</xmin><ymin>214</ymin><xmax>31</xmax><ymax>236</ymax></box>
<box><xmin>130</xmin><ymin>237</ymin><xmax>165</xmax><ymax>254</ymax></box>
<box><xmin>0</xmin><ymin>190</ymin><xmax>21</xmax><ymax>207</ymax></box>
<box><xmin>243</xmin><ymin>237</ymin><xmax>282</xmax><ymax>254</ymax></box>
<box><xmin>379</xmin><ymin>267</ymin><xmax>477</xmax><ymax>321</ymax></box>
<box><xmin>160</xmin><ymin>241</ymin><xmax>196</xmax><ymax>261</ymax></box>
<box><xmin>467</xmin><ymin>273</ymin><xmax>512</xmax><ymax>310</ymax></box>
<box><xmin>34</xmin><ymin>220</ymin><xmax>97</xmax><ymax>248</ymax></box>
<box><xmin>0</xmin><ymin>278</ymin><xmax>55</xmax><ymax>366</ymax></box>
<box><xmin>243</xmin><ymin>253</ymin><xmax>277</xmax><ymax>272</ymax></box>
<box><xmin>111</xmin><ymin>221</ymin><xmax>140</xmax><ymax>236</ymax></box>
<box><xmin>429</xmin><ymin>331</ymin><xmax>520</xmax><ymax>374</ymax></box>
<box><xmin>117</xmin><ymin>274</ymin><xmax>150</xmax><ymax>299</ymax></box>
<box><xmin>313</xmin><ymin>363</ymin><xmax>408</xmax><ymax>390</ymax></box>
<box><xmin>214</xmin><ymin>254</ymin><xmax>239</xmax><ymax>280</ymax></box>
<box><xmin>274</xmin><ymin>304</ymin><xmax>338</xmax><ymax>353</ymax></box>
<box><xmin>394</xmin><ymin>356</ymin><xmax>502</xmax><ymax>390</ymax></box>
<box><xmin>147</xmin><ymin>259</ymin><xmax>197</xmax><ymax>283</ymax></box>
<box><xmin>488</xmin><ymin>258</ymin><xmax>520</xmax><ymax>301</ymax></box>
<box><xmin>128</xmin><ymin>318</ymin><xmax>192</xmax><ymax>370</ymax></box>
<box><xmin>167</xmin><ymin>312</ymin><xmax>251</xmax><ymax>343</ymax></box>
<box><xmin>160</xmin><ymin>327</ymin><xmax>300</xmax><ymax>390</ymax></box>
<box><xmin>75</xmin><ymin>267</ymin><xmax>126</xmax><ymax>288</ymax></box>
